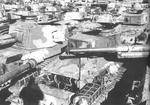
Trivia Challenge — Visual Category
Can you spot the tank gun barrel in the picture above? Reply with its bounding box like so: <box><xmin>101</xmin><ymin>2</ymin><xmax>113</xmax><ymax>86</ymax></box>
<box><xmin>0</xmin><ymin>34</ymin><xmax>17</xmax><ymax>46</ymax></box>
<box><xmin>70</xmin><ymin>47</ymin><xmax>117</xmax><ymax>53</ymax></box>
<box><xmin>0</xmin><ymin>38</ymin><xmax>17</xmax><ymax>46</ymax></box>
<box><xmin>69</xmin><ymin>45</ymin><xmax>150</xmax><ymax>53</ymax></box>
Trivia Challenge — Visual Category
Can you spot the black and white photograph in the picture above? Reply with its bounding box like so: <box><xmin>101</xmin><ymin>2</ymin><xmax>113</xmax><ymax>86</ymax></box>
<box><xmin>0</xmin><ymin>0</ymin><xmax>150</xmax><ymax>105</ymax></box>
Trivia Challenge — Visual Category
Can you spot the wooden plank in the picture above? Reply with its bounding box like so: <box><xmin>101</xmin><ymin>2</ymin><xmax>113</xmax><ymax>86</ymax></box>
<box><xmin>142</xmin><ymin>66</ymin><xmax>150</xmax><ymax>102</ymax></box>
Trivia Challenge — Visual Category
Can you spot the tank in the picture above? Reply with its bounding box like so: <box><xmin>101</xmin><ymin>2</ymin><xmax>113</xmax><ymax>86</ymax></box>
<box><xmin>0</xmin><ymin>8</ymin><xmax>68</xmax><ymax>90</ymax></box>
<box><xmin>0</xmin><ymin>1</ymin><xmax>149</xmax><ymax>105</ymax></box>
<box><xmin>0</xmin><ymin>10</ymin><xmax>126</xmax><ymax>105</ymax></box>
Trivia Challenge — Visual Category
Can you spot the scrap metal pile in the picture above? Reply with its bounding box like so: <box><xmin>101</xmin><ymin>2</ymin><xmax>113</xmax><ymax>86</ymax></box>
<box><xmin>0</xmin><ymin>0</ymin><xmax>150</xmax><ymax>105</ymax></box>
